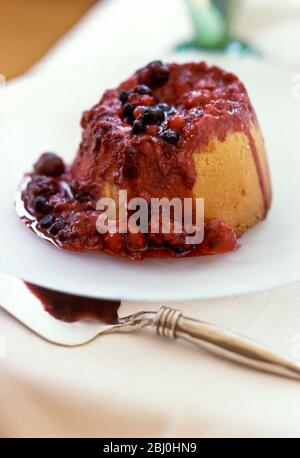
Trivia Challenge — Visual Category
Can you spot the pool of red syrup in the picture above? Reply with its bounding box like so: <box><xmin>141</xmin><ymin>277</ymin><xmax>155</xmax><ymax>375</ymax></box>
<box><xmin>25</xmin><ymin>282</ymin><xmax>120</xmax><ymax>323</ymax></box>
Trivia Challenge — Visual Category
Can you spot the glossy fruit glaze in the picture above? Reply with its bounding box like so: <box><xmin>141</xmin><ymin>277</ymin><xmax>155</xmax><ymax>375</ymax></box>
<box><xmin>17</xmin><ymin>60</ymin><xmax>271</xmax><ymax>260</ymax></box>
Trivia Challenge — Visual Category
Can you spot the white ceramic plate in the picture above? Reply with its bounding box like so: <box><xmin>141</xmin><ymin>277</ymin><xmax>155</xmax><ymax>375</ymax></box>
<box><xmin>0</xmin><ymin>55</ymin><xmax>299</xmax><ymax>301</ymax></box>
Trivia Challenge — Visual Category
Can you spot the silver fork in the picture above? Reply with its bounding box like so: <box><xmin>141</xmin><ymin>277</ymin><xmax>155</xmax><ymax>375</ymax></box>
<box><xmin>1</xmin><ymin>271</ymin><xmax>300</xmax><ymax>379</ymax></box>
<box><xmin>84</xmin><ymin>306</ymin><xmax>300</xmax><ymax>379</ymax></box>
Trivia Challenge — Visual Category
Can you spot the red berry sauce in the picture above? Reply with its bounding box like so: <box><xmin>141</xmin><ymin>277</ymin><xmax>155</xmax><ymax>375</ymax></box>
<box><xmin>25</xmin><ymin>282</ymin><xmax>120</xmax><ymax>323</ymax></box>
<box><xmin>17</xmin><ymin>60</ymin><xmax>272</xmax><ymax>260</ymax></box>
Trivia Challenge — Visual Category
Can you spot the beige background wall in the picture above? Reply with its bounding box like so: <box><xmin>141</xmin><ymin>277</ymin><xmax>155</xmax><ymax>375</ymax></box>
<box><xmin>0</xmin><ymin>0</ymin><xmax>97</xmax><ymax>79</ymax></box>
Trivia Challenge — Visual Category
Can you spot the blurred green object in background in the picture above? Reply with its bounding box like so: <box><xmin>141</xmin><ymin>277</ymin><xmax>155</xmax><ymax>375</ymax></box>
<box><xmin>185</xmin><ymin>0</ymin><xmax>240</xmax><ymax>49</ymax></box>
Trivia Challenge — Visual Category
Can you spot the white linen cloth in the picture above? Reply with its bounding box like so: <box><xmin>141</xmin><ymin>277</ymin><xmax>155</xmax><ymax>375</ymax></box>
<box><xmin>1</xmin><ymin>0</ymin><xmax>300</xmax><ymax>438</ymax></box>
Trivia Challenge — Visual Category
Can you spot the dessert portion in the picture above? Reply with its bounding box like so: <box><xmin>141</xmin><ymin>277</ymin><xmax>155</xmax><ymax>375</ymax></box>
<box><xmin>18</xmin><ymin>60</ymin><xmax>271</xmax><ymax>259</ymax></box>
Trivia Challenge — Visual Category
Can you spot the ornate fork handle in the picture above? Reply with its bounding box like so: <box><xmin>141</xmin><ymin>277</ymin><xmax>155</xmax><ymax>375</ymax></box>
<box><xmin>153</xmin><ymin>306</ymin><xmax>300</xmax><ymax>378</ymax></box>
